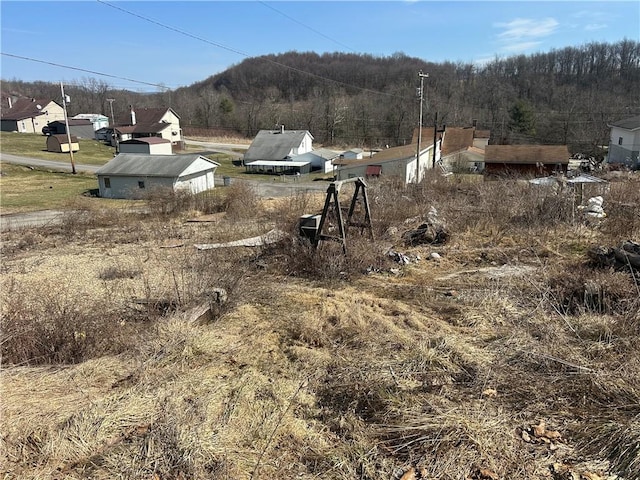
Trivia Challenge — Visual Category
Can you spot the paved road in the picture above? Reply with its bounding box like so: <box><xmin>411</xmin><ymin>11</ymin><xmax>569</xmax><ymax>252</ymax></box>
<box><xmin>0</xmin><ymin>152</ymin><xmax>101</xmax><ymax>173</ymax></box>
<box><xmin>0</xmin><ymin>209</ymin><xmax>67</xmax><ymax>231</ymax></box>
<box><xmin>184</xmin><ymin>139</ymin><xmax>248</xmax><ymax>159</ymax></box>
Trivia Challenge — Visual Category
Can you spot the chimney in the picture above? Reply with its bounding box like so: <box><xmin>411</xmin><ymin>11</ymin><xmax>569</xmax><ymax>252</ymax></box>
<box><xmin>7</xmin><ymin>97</ymin><xmax>12</xmax><ymax>109</ymax></box>
<box><xmin>280</xmin><ymin>124</ymin><xmax>285</xmax><ymax>134</ymax></box>
<box><xmin>129</xmin><ymin>105</ymin><xmax>136</xmax><ymax>125</ymax></box>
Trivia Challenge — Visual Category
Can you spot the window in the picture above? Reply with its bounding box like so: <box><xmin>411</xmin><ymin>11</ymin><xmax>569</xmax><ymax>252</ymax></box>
<box><xmin>104</xmin><ymin>177</ymin><xmax>111</xmax><ymax>188</ymax></box>
<box><xmin>618</xmin><ymin>137</ymin><xmax>623</xmax><ymax>145</ymax></box>
<box><xmin>138</xmin><ymin>181</ymin><xmax>145</xmax><ymax>189</ymax></box>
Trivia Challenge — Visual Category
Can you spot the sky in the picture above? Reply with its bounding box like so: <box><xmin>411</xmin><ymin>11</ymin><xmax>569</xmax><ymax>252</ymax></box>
<box><xmin>1</xmin><ymin>1</ymin><xmax>639</xmax><ymax>92</ymax></box>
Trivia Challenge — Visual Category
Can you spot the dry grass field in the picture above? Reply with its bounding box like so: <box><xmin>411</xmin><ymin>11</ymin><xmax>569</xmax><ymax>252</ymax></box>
<box><xmin>1</xmin><ymin>174</ymin><xmax>639</xmax><ymax>480</ymax></box>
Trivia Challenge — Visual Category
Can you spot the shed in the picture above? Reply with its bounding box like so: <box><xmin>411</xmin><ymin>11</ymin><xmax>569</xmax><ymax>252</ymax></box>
<box><xmin>484</xmin><ymin>145</ymin><xmax>570</xmax><ymax>177</ymax></box>
<box><xmin>119</xmin><ymin>137</ymin><xmax>172</xmax><ymax>155</ymax></box>
<box><xmin>95</xmin><ymin>153</ymin><xmax>220</xmax><ymax>199</ymax></box>
<box><xmin>293</xmin><ymin>148</ymin><xmax>339</xmax><ymax>173</ymax></box>
<box><xmin>342</xmin><ymin>148</ymin><xmax>364</xmax><ymax>160</ymax></box>
<box><xmin>45</xmin><ymin>119</ymin><xmax>94</xmax><ymax>139</ymax></box>
<box><xmin>46</xmin><ymin>134</ymin><xmax>79</xmax><ymax>153</ymax></box>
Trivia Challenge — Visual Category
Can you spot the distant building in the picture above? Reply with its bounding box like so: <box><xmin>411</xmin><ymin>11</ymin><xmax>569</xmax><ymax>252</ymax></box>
<box><xmin>95</xmin><ymin>153</ymin><xmax>219</xmax><ymax>199</ymax></box>
<box><xmin>607</xmin><ymin>115</ymin><xmax>640</xmax><ymax>169</ymax></box>
<box><xmin>46</xmin><ymin>119</ymin><xmax>95</xmax><ymax>139</ymax></box>
<box><xmin>72</xmin><ymin>113</ymin><xmax>110</xmax><ymax>131</ymax></box>
<box><xmin>243</xmin><ymin>125</ymin><xmax>315</xmax><ymax>175</ymax></box>
<box><xmin>118</xmin><ymin>137</ymin><xmax>173</xmax><ymax>155</ymax></box>
<box><xmin>112</xmin><ymin>106</ymin><xmax>182</xmax><ymax>147</ymax></box>
<box><xmin>484</xmin><ymin>145</ymin><xmax>570</xmax><ymax>177</ymax></box>
<box><xmin>1</xmin><ymin>97</ymin><xmax>64</xmax><ymax>133</ymax></box>
<box><xmin>342</xmin><ymin>148</ymin><xmax>364</xmax><ymax>160</ymax></box>
<box><xmin>333</xmin><ymin>140</ymin><xmax>440</xmax><ymax>184</ymax></box>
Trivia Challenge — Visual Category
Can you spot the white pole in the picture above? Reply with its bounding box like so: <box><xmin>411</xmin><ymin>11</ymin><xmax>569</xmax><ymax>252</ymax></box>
<box><xmin>60</xmin><ymin>82</ymin><xmax>76</xmax><ymax>174</ymax></box>
<box><xmin>416</xmin><ymin>71</ymin><xmax>428</xmax><ymax>183</ymax></box>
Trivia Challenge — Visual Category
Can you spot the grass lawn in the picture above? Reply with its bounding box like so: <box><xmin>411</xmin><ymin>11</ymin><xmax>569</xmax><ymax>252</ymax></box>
<box><xmin>0</xmin><ymin>131</ymin><xmax>116</xmax><ymax>165</ymax></box>
<box><xmin>0</xmin><ymin>162</ymin><xmax>101</xmax><ymax>213</ymax></box>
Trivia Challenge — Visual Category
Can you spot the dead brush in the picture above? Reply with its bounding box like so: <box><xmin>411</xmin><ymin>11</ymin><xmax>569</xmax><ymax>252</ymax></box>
<box><xmin>577</xmin><ymin>414</ymin><xmax>640</xmax><ymax>477</ymax></box>
<box><xmin>220</xmin><ymin>181</ymin><xmax>260</xmax><ymax>220</ymax></box>
<box><xmin>0</xmin><ymin>279</ymin><xmax>145</xmax><ymax>365</ymax></box>
<box><xmin>545</xmin><ymin>263</ymin><xmax>638</xmax><ymax>315</ymax></box>
<box><xmin>273</xmin><ymin>234</ymin><xmax>390</xmax><ymax>281</ymax></box>
<box><xmin>602</xmin><ymin>177</ymin><xmax>640</xmax><ymax>241</ymax></box>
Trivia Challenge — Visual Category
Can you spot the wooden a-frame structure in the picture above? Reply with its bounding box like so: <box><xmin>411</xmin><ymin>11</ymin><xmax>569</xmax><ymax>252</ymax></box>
<box><xmin>313</xmin><ymin>177</ymin><xmax>374</xmax><ymax>254</ymax></box>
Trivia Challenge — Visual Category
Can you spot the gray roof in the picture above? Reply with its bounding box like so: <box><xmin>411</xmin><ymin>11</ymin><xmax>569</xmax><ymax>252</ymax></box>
<box><xmin>95</xmin><ymin>153</ymin><xmax>219</xmax><ymax>177</ymax></box>
<box><xmin>311</xmin><ymin>148</ymin><xmax>341</xmax><ymax>160</ymax></box>
<box><xmin>609</xmin><ymin>115</ymin><xmax>640</xmax><ymax>131</ymax></box>
<box><xmin>243</xmin><ymin>129</ymin><xmax>312</xmax><ymax>162</ymax></box>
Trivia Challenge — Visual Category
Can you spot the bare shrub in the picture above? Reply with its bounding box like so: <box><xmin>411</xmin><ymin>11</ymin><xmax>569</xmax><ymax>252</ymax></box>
<box><xmin>546</xmin><ymin>263</ymin><xmax>638</xmax><ymax>315</ymax></box>
<box><xmin>1</xmin><ymin>280</ymin><xmax>145</xmax><ymax>365</ymax></box>
<box><xmin>603</xmin><ymin>179</ymin><xmax>640</xmax><ymax>241</ymax></box>
<box><xmin>273</xmin><ymin>234</ymin><xmax>388</xmax><ymax>282</ymax></box>
<box><xmin>220</xmin><ymin>181</ymin><xmax>260</xmax><ymax>220</ymax></box>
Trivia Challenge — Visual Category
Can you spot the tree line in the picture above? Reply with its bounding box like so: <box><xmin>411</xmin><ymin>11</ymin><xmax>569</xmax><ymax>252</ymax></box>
<box><xmin>2</xmin><ymin>40</ymin><xmax>638</xmax><ymax>155</ymax></box>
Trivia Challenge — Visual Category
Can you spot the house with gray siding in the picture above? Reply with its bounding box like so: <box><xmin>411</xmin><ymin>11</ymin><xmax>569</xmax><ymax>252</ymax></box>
<box><xmin>607</xmin><ymin>116</ymin><xmax>640</xmax><ymax>169</ymax></box>
<box><xmin>95</xmin><ymin>153</ymin><xmax>219</xmax><ymax>199</ymax></box>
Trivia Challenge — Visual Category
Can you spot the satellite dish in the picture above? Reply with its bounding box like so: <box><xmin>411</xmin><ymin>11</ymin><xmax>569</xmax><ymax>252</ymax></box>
<box><xmin>36</xmin><ymin>104</ymin><xmax>42</xmax><ymax>109</ymax></box>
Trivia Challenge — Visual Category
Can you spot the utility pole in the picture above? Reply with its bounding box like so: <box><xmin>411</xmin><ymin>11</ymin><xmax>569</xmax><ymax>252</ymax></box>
<box><xmin>60</xmin><ymin>82</ymin><xmax>76</xmax><ymax>174</ymax></box>
<box><xmin>432</xmin><ymin>111</ymin><xmax>438</xmax><ymax>169</ymax></box>
<box><xmin>416</xmin><ymin>70</ymin><xmax>428</xmax><ymax>183</ymax></box>
<box><xmin>106</xmin><ymin>98</ymin><xmax>116</xmax><ymax>151</ymax></box>
<box><xmin>107</xmin><ymin>98</ymin><xmax>115</xmax><ymax>127</ymax></box>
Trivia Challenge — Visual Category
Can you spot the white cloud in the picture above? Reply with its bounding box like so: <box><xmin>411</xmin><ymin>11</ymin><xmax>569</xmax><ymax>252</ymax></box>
<box><xmin>501</xmin><ymin>41</ymin><xmax>542</xmax><ymax>53</ymax></box>
<box><xmin>494</xmin><ymin>18</ymin><xmax>559</xmax><ymax>41</ymax></box>
<box><xmin>584</xmin><ymin>23</ymin><xmax>607</xmax><ymax>31</ymax></box>
<box><xmin>492</xmin><ymin>17</ymin><xmax>558</xmax><ymax>55</ymax></box>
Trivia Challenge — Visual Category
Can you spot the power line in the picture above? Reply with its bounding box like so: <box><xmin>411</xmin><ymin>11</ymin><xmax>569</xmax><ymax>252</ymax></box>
<box><xmin>1</xmin><ymin>52</ymin><xmax>172</xmax><ymax>90</ymax></box>
<box><xmin>96</xmin><ymin>0</ymin><xmax>410</xmax><ymax>100</ymax></box>
<box><xmin>258</xmin><ymin>1</ymin><xmax>357</xmax><ymax>53</ymax></box>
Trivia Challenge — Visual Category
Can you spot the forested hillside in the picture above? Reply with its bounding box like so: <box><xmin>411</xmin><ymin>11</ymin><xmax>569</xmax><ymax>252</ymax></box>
<box><xmin>2</xmin><ymin>40</ymin><xmax>639</xmax><ymax>153</ymax></box>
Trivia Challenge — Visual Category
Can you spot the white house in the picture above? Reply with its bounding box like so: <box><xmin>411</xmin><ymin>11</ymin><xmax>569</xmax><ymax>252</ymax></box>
<box><xmin>334</xmin><ymin>141</ymin><xmax>441</xmax><ymax>184</ymax></box>
<box><xmin>243</xmin><ymin>126</ymin><xmax>315</xmax><ymax>175</ymax></box>
<box><xmin>607</xmin><ymin>115</ymin><xmax>640</xmax><ymax>169</ymax></box>
<box><xmin>118</xmin><ymin>137</ymin><xmax>173</xmax><ymax>155</ymax></box>
<box><xmin>95</xmin><ymin>153</ymin><xmax>219</xmax><ymax>199</ymax></box>
<box><xmin>113</xmin><ymin>106</ymin><xmax>182</xmax><ymax>147</ymax></box>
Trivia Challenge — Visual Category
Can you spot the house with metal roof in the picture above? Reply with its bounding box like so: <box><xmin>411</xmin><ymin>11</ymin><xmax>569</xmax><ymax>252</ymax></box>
<box><xmin>95</xmin><ymin>153</ymin><xmax>219</xmax><ymax>199</ymax></box>
<box><xmin>333</xmin><ymin>140</ymin><xmax>441</xmax><ymax>184</ymax></box>
<box><xmin>243</xmin><ymin>126</ymin><xmax>315</xmax><ymax>174</ymax></box>
<box><xmin>112</xmin><ymin>106</ymin><xmax>182</xmax><ymax>147</ymax></box>
<box><xmin>1</xmin><ymin>97</ymin><xmax>64</xmax><ymax>133</ymax></box>
<box><xmin>484</xmin><ymin>145</ymin><xmax>570</xmax><ymax>177</ymax></box>
<box><xmin>607</xmin><ymin>115</ymin><xmax>640</xmax><ymax>169</ymax></box>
